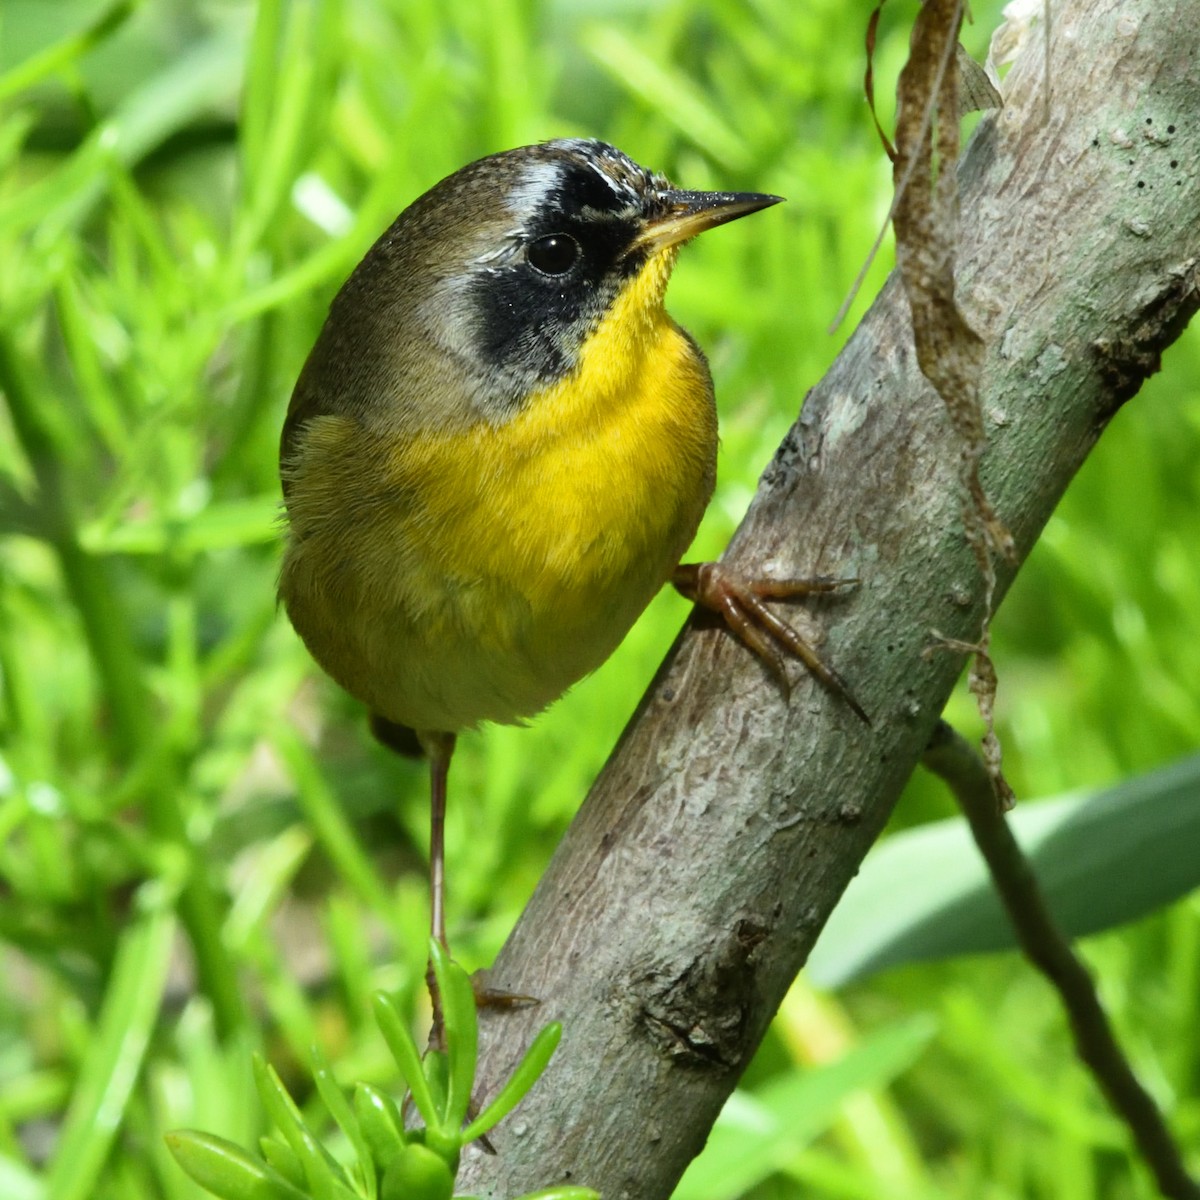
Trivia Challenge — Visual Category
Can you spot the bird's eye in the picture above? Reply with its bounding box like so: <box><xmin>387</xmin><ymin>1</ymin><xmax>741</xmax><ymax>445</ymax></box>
<box><xmin>527</xmin><ymin>234</ymin><xmax>580</xmax><ymax>275</ymax></box>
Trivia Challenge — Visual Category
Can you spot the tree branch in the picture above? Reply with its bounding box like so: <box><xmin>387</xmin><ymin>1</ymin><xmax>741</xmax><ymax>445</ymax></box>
<box><xmin>460</xmin><ymin>2</ymin><xmax>1200</xmax><ymax>1196</ymax></box>
<box><xmin>923</xmin><ymin>721</ymin><xmax>1200</xmax><ymax>1200</ymax></box>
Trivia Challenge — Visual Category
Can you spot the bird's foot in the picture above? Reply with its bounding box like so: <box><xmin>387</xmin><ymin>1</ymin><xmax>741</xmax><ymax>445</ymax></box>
<box><xmin>672</xmin><ymin>561</ymin><xmax>869</xmax><ymax>725</ymax></box>
<box><xmin>470</xmin><ymin>969</ymin><xmax>540</xmax><ymax>1013</ymax></box>
<box><xmin>425</xmin><ymin>962</ymin><xmax>539</xmax><ymax>1052</ymax></box>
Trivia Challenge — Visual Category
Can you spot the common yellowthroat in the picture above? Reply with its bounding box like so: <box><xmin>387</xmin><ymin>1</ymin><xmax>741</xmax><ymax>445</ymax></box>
<box><xmin>278</xmin><ymin>139</ymin><xmax>863</xmax><ymax>1015</ymax></box>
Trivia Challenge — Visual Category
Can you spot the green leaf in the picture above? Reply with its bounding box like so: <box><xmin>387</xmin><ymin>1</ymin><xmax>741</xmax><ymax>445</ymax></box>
<box><xmin>807</xmin><ymin>754</ymin><xmax>1200</xmax><ymax>987</ymax></box>
<box><xmin>419</xmin><ymin>1054</ymin><xmax>459</xmax><ymax>1162</ymax></box>
<box><xmin>672</xmin><ymin>1016</ymin><xmax>937</xmax><ymax>1200</ymax></box>
<box><xmin>374</xmin><ymin>991</ymin><xmax>440</xmax><ymax>1132</ymax></box>
<box><xmin>259</xmin><ymin>1139</ymin><xmax>306</xmax><ymax>1191</ymax></box>
<box><xmin>430</xmin><ymin>942</ymin><xmax>477</xmax><ymax>1129</ymax></box>
<box><xmin>311</xmin><ymin>1045</ymin><xmax>375</xmax><ymax>1200</ymax></box>
<box><xmin>461</xmin><ymin>1023</ymin><xmax>562</xmax><ymax>1144</ymax></box>
<box><xmin>165</xmin><ymin>1131</ymin><xmax>310</xmax><ymax>1200</ymax></box>
<box><xmin>354</xmin><ymin>1085</ymin><xmax>408</xmax><ymax>1177</ymax></box>
<box><xmin>252</xmin><ymin>1055</ymin><xmax>346</xmax><ymax>1197</ymax></box>
<box><xmin>381</xmin><ymin>1144</ymin><xmax>455</xmax><ymax>1200</ymax></box>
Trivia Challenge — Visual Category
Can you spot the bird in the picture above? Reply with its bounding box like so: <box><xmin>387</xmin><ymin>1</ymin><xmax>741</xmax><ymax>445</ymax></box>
<box><xmin>277</xmin><ymin>138</ymin><xmax>864</xmax><ymax>1026</ymax></box>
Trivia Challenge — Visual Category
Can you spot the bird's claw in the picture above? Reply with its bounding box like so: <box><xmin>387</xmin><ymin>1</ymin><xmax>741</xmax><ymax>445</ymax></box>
<box><xmin>673</xmin><ymin>561</ymin><xmax>869</xmax><ymax>725</ymax></box>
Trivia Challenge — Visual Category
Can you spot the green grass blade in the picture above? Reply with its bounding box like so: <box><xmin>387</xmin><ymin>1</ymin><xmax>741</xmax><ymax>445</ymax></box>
<box><xmin>79</xmin><ymin>496</ymin><xmax>280</xmax><ymax>556</ymax></box>
<box><xmin>238</xmin><ymin>0</ymin><xmax>284</xmax><ymax>184</ymax></box>
<box><xmin>272</xmin><ymin>726</ymin><xmax>400</xmax><ymax>936</ymax></box>
<box><xmin>0</xmin><ymin>29</ymin><xmax>244</xmax><ymax>246</ymax></box>
<box><xmin>0</xmin><ymin>0</ymin><xmax>134</xmax><ymax>102</ymax></box>
<box><xmin>43</xmin><ymin>902</ymin><xmax>177</xmax><ymax>1200</ymax></box>
<box><xmin>672</xmin><ymin>1016</ymin><xmax>937</xmax><ymax>1200</ymax></box>
<box><xmin>584</xmin><ymin>27</ymin><xmax>748</xmax><ymax>169</ymax></box>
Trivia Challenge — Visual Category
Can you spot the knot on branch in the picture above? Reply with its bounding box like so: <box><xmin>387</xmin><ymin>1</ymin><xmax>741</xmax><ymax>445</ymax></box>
<box><xmin>633</xmin><ymin>918</ymin><xmax>768</xmax><ymax>1070</ymax></box>
<box><xmin>1092</xmin><ymin>258</ymin><xmax>1200</xmax><ymax>417</ymax></box>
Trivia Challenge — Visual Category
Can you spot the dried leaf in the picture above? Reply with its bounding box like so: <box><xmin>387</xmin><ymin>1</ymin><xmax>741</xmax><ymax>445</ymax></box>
<box><xmin>956</xmin><ymin>42</ymin><xmax>1002</xmax><ymax>116</ymax></box>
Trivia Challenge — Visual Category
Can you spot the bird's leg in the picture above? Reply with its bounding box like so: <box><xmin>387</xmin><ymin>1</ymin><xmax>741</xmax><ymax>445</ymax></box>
<box><xmin>415</xmin><ymin>730</ymin><xmax>536</xmax><ymax>1052</ymax></box>
<box><xmin>419</xmin><ymin>730</ymin><xmax>456</xmax><ymax>1048</ymax></box>
<box><xmin>672</xmin><ymin>561</ymin><xmax>869</xmax><ymax>725</ymax></box>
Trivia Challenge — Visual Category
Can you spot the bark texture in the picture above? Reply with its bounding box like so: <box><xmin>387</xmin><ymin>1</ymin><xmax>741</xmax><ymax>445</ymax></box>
<box><xmin>460</xmin><ymin>2</ymin><xmax>1200</xmax><ymax>1196</ymax></box>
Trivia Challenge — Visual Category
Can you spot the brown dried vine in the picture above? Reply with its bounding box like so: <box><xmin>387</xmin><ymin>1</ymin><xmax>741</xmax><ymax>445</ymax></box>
<box><xmin>892</xmin><ymin>0</ymin><xmax>1015</xmax><ymax>806</ymax></box>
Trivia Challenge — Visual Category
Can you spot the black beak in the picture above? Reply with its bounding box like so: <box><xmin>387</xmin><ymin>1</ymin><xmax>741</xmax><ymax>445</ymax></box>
<box><xmin>632</xmin><ymin>189</ymin><xmax>784</xmax><ymax>252</ymax></box>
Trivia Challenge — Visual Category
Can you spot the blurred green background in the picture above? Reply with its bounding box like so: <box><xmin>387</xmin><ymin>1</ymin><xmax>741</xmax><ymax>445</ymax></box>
<box><xmin>1</xmin><ymin>1</ymin><xmax>1198</xmax><ymax>1198</ymax></box>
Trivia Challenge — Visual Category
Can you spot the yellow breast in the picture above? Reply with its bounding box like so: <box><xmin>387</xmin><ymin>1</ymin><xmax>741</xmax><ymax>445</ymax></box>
<box><xmin>281</xmin><ymin>250</ymin><xmax>717</xmax><ymax>732</ymax></box>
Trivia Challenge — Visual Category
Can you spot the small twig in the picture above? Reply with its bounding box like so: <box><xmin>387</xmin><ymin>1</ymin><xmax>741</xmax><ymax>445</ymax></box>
<box><xmin>830</xmin><ymin>0</ymin><xmax>964</xmax><ymax>333</ymax></box>
<box><xmin>923</xmin><ymin>721</ymin><xmax>1200</xmax><ymax>1200</ymax></box>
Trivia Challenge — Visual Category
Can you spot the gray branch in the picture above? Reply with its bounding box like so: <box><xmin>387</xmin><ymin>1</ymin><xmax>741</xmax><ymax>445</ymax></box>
<box><xmin>459</xmin><ymin>2</ymin><xmax>1200</xmax><ymax>1196</ymax></box>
